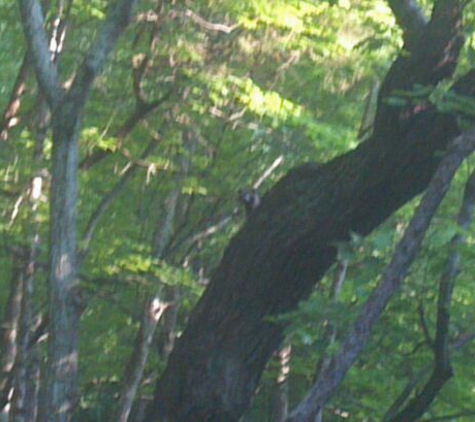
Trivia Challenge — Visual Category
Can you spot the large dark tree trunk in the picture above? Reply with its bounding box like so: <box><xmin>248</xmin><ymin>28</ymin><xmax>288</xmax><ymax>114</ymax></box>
<box><xmin>146</xmin><ymin>2</ymin><xmax>471</xmax><ymax>421</ymax></box>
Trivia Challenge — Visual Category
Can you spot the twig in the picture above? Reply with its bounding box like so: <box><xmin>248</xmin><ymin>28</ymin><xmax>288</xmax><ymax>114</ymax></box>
<box><xmin>0</xmin><ymin>53</ymin><xmax>30</xmax><ymax>140</ymax></box>
<box><xmin>254</xmin><ymin>155</ymin><xmax>284</xmax><ymax>190</ymax></box>
<box><xmin>182</xmin><ymin>9</ymin><xmax>238</xmax><ymax>33</ymax></box>
<box><xmin>417</xmin><ymin>301</ymin><xmax>434</xmax><ymax>349</ymax></box>
<box><xmin>80</xmin><ymin>136</ymin><xmax>162</xmax><ymax>258</ymax></box>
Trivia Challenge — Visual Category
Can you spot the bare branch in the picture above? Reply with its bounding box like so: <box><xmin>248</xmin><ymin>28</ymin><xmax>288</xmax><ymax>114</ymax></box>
<box><xmin>423</xmin><ymin>412</ymin><xmax>475</xmax><ymax>421</ymax></box>
<box><xmin>132</xmin><ymin>54</ymin><xmax>151</xmax><ymax>107</ymax></box>
<box><xmin>0</xmin><ymin>53</ymin><xmax>30</xmax><ymax>140</ymax></box>
<box><xmin>188</xmin><ymin>214</ymin><xmax>235</xmax><ymax>245</ymax></box>
<box><xmin>287</xmin><ymin>127</ymin><xmax>475</xmax><ymax>422</ymax></box>
<box><xmin>382</xmin><ymin>329</ymin><xmax>465</xmax><ymax>418</ymax></box>
<box><xmin>142</xmin><ymin>8</ymin><xmax>238</xmax><ymax>34</ymax></box>
<box><xmin>253</xmin><ymin>155</ymin><xmax>284</xmax><ymax>190</ymax></box>
<box><xmin>80</xmin><ymin>137</ymin><xmax>161</xmax><ymax>258</ymax></box>
<box><xmin>49</xmin><ymin>0</ymin><xmax>74</xmax><ymax>62</ymax></box>
<box><xmin>181</xmin><ymin>9</ymin><xmax>238</xmax><ymax>33</ymax></box>
<box><xmin>80</xmin><ymin>89</ymin><xmax>172</xmax><ymax>170</ymax></box>
<box><xmin>18</xmin><ymin>0</ymin><xmax>62</xmax><ymax>107</ymax></box>
<box><xmin>417</xmin><ymin>301</ymin><xmax>434</xmax><ymax>348</ymax></box>
<box><xmin>173</xmin><ymin>155</ymin><xmax>285</xmax><ymax>254</ymax></box>
<box><xmin>114</xmin><ymin>297</ymin><xmax>169</xmax><ymax>422</ymax></box>
<box><xmin>388</xmin><ymin>168</ymin><xmax>475</xmax><ymax>422</ymax></box>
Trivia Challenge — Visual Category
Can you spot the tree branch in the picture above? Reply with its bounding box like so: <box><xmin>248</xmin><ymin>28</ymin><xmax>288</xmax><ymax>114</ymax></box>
<box><xmin>423</xmin><ymin>411</ymin><xmax>475</xmax><ymax>421</ymax></box>
<box><xmin>0</xmin><ymin>53</ymin><xmax>30</xmax><ymax>140</ymax></box>
<box><xmin>18</xmin><ymin>0</ymin><xmax>62</xmax><ymax>107</ymax></box>
<box><xmin>387</xmin><ymin>0</ymin><xmax>427</xmax><ymax>49</ymax></box>
<box><xmin>66</xmin><ymin>0</ymin><xmax>138</xmax><ymax>110</ymax></box>
<box><xmin>80</xmin><ymin>137</ymin><xmax>162</xmax><ymax>259</ymax></box>
<box><xmin>387</xmin><ymin>342</ymin><xmax>475</xmax><ymax>417</ymax></box>
<box><xmin>114</xmin><ymin>297</ymin><xmax>169</xmax><ymax>422</ymax></box>
<box><xmin>374</xmin><ymin>0</ymin><xmax>464</xmax><ymax>137</ymax></box>
<box><xmin>79</xmin><ymin>89</ymin><xmax>172</xmax><ymax>170</ymax></box>
<box><xmin>287</xmin><ymin>127</ymin><xmax>475</xmax><ymax>422</ymax></box>
<box><xmin>417</xmin><ymin>301</ymin><xmax>434</xmax><ymax>349</ymax></box>
<box><xmin>182</xmin><ymin>9</ymin><xmax>238</xmax><ymax>33</ymax></box>
<box><xmin>388</xmin><ymin>168</ymin><xmax>475</xmax><ymax>422</ymax></box>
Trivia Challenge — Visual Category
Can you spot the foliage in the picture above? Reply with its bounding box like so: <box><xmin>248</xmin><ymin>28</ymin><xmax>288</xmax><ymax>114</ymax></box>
<box><xmin>2</xmin><ymin>0</ymin><xmax>475</xmax><ymax>420</ymax></box>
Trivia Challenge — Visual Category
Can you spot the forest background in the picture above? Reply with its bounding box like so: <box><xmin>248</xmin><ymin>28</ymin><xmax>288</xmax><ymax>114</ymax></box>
<box><xmin>1</xmin><ymin>0</ymin><xmax>475</xmax><ymax>421</ymax></box>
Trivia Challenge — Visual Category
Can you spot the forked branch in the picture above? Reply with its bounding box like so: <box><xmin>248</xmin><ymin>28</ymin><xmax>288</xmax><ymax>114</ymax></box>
<box><xmin>287</xmin><ymin>127</ymin><xmax>475</xmax><ymax>422</ymax></box>
<box><xmin>66</xmin><ymin>0</ymin><xmax>138</xmax><ymax>110</ymax></box>
<box><xmin>387</xmin><ymin>0</ymin><xmax>427</xmax><ymax>48</ymax></box>
<box><xmin>18</xmin><ymin>0</ymin><xmax>62</xmax><ymax>107</ymax></box>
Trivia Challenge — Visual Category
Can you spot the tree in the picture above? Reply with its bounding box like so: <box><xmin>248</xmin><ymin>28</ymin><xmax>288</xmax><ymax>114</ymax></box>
<box><xmin>18</xmin><ymin>0</ymin><xmax>138</xmax><ymax>420</ymax></box>
<box><xmin>145</xmin><ymin>1</ymin><xmax>475</xmax><ymax>421</ymax></box>
<box><xmin>3</xmin><ymin>0</ymin><xmax>475</xmax><ymax>421</ymax></box>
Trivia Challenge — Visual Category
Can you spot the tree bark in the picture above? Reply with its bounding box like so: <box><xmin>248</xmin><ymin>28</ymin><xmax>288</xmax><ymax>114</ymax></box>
<box><xmin>11</xmin><ymin>175</ymin><xmax>43</xmax><ymax>422</ymax></box>
<box><xmin>0</xmin><ymin>268</ymin><xmax>23</xmax><ymax>414</ymax></box>
<box><xmin>146</xmin><ymin>2</ymin><xmax>468</xmax><ymax>421</ymax></box>
<box><xmin>39</xmin><ymin>107</ymin><xmax>82</xmax><ymax>422</ymax></box>
<box><xmin>153</xmin><ymin>189</ymin><xmax>181</xmax><ymax>361</ymax></box>
<box><xmin>19</xmin><ymin>1</ymin><xmax>138</xmax><ymax>421</ymax></box>
<box><xmin>114</xmin><ymin>298</ymin><xmax>168</xmax><ymax>422</ymax></box>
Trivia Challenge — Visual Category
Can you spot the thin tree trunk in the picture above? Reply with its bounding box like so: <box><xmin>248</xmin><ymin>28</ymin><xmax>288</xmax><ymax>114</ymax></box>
<box><xmin>159</xmin><ymin>287</ymin><xmax>180</xmax><ymax>362</ymax></box>
<box><xmin>39</xmin><ymin>109</ymin><xmax>82</xmax><ymax>422</ymax></box>
<box><xmin>271</xmin><ymin>344</ymin><xmax>292</xmax><ymax>422</ymax></box>
<box><xmin>10</xmin><ymin>173</ymin><xmax>46</xmax><ymax>422</ymax></box>
<box><xmin>388</xmin><ymin>169</ymin><xmax>475</xmax><ymax>422</ymax></box>
<box><xmin>314</xmin><ymin>260</ymin><xmax>348</xmax><ymax>422</ymax></box>
<box><xmin>153</xmin><ymin>130</ymin><xmax>197</xmax><ymax>360</ymax></box>
<box><xmin>11</xmin><ymin>267</ymin><xmax>36</xmax><ymax>422</ymax></box>
<box><xmin>0</xmin><ymin>269</ymin><xmax>23</xmax><ymax>416</ymax></box>
<box><xmin>114</xmin><ymin>299</ymin><xmax>168</xmax><ymax>422</ymax></box>
<box><xmin>23</xmin><ymin>355</ymin><xmax>40</xmax><ymax>422</ymax></box>
<box><xmin>113</xmin><ymin>151</ymin><xmax>183</xmax><ymax>421</ymax></box>
<box><xmin>152</xmin><ymin>188</ymin><xmax>181</xmax><ymax>361</ymax></box>
<box><xmin>384</xmin><ymin>331</ymin><xmax>475</xmax><ymax>421</ymax></box>
<box><xmin>19</xmin><ymin>1</ymin><xmax>138</xmax><ymax>420</ymax></box>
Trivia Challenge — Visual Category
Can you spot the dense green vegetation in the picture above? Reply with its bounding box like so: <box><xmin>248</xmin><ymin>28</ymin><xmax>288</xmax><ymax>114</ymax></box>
<box><xmin>1</xmin><ymin>0</ymin><xmax>475</xmax><ymax>421</ymax></box>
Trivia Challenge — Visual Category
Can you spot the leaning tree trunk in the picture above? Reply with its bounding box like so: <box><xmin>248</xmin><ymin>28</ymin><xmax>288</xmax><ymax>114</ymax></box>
<box><xmin>146</xmin><ymin>1</ymin><xmax>471</xmax><ymax>421</ymax></box>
